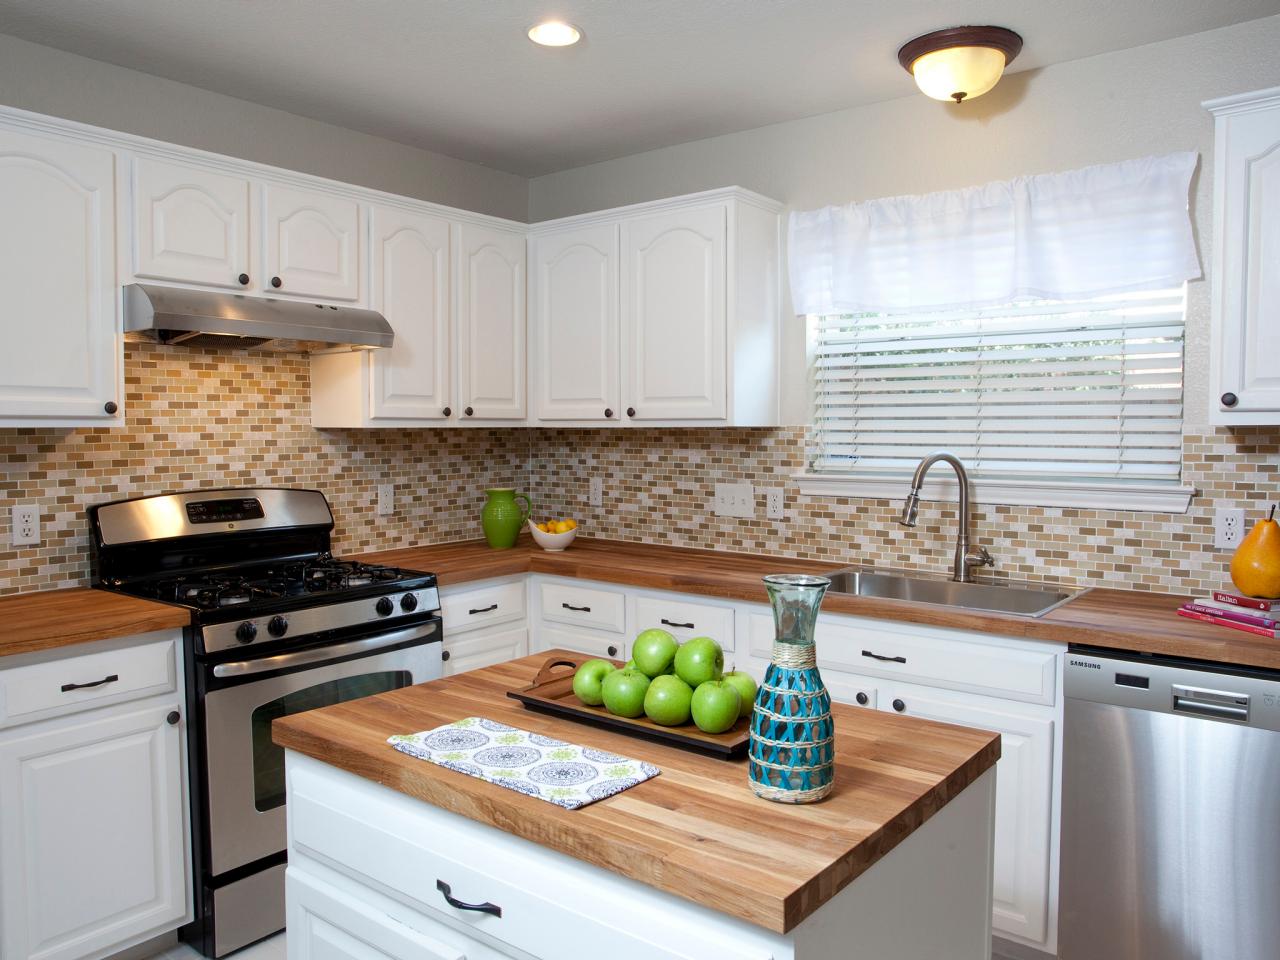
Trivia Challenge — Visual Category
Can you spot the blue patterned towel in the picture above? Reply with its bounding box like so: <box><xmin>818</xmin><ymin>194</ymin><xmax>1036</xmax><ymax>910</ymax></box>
<box><xmin>388</xmin><ymin>717</ymin><xmax>661</xmax><ymax>810</ymax></box>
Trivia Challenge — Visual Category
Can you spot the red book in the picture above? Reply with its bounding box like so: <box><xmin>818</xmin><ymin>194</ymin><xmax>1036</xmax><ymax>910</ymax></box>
<box><xmin>1212</xmin><ymin>591</ymin><xmax>1280</xmax><ymax>613</ymax></box>
<box><xmin>1177</xmin><ymin>606</ymin><xmax>1280</xmax><ymax>639</ymax></box>
<box><xmin>1184</xmin><ymin>602</ymin><xmax>1279</xmax><ymax>630</ymax></box>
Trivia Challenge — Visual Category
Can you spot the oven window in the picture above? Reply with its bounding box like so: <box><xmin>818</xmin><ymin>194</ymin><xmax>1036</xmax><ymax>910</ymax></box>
<box><xmin>250</xmin><ymin>670</ymin><xmax>410</xmax><ymax>812</ymax></box>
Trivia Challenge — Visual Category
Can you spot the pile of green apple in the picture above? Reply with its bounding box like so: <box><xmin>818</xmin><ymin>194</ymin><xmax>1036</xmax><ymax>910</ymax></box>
<box><xmin>571</xmin><ymin>628</ymin><xmax>757</xmax><ymax>734</ymax></box>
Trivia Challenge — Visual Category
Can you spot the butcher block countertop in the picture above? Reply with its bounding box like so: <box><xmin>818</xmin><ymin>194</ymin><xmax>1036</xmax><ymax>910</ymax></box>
<box><xmin>0</xmin><ymin>587</ymin><xmax>189</xmax><ymax>659</ymax></box>
<box><xmin>362</xmin><ymin>537</ymin><xmax>1280</xmax><ymax>672</ymax></box>
<box><xmin>272</xmin><ymin>651</ymin><xmax>1001</xmax><ymax>933</ymax></box>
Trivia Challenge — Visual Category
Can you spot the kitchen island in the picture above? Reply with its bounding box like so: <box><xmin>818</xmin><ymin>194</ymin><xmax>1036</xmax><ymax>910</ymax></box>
<box><xmin>273</xmin><ymin>652</ymin><xmax>1000</xmax><ymax>960</ymax></box>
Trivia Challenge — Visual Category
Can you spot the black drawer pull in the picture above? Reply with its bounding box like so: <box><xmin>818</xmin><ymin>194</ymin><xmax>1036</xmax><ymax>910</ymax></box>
<box><xmin>469</xmin><ymin>604</ymin><xmax>498</xmax><ymax>615</ymax></box>
<box><xmin>862</xmin><ymin>650</ymin><xmax>906</xmax><ymax>664</ymax></box>
<box><xmin>562</xmin><ymin>602</ymin><xmax>592</xmax><ymax>612</ymax></box>
<box><xmin>437</xmin><ymin>879</ymin><xmax>501</xmax><ymax>918</ymax></box>
<box><xmin>660</xmin><ymin>618</ymin><xmax>695</xmax><ymax>629</ymax></box>
<box><xmin>61</xmin><ymin>674</ymin><xmax>119</xmax><ymax>692</ymax></box>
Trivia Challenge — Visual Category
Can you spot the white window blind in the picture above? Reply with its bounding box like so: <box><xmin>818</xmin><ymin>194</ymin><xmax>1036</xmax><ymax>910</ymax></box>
<box><xmin>809</xmin><ymin>287</ymin><xmax>1186</xmax><ymax>482</ymax></box>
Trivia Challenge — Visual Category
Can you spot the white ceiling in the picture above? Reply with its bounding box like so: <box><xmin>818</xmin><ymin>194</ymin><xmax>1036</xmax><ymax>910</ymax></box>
<box><xmin>0</xmin><ymin>0</ymin><xmax>1276</xmax><ymax>177</ymax></box>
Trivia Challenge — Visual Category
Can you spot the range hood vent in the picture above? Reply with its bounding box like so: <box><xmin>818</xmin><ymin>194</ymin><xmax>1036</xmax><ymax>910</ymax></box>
<box><xmin>123</xmin><ymin>284</ymin><xmax>394</xmax><ymax>352</ymax></box>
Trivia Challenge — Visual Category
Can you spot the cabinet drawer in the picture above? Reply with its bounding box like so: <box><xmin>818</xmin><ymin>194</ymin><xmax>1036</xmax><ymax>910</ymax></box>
<box><xmin>633</xmin><ymin>596</ymin><xmax>734</xmax><ymax>650</ymax></box>
<box><xmin>443</xmin><ymin>626</ymin><xmax>527</xmax><ymax>676</ymax></box>
<box><xmin>539</xmin><ymin>581</ymin><xmax>625</xmax><ymax>633</ymax></box>
<box><xmin>440</xmin><ymin>581</ymin><xmax>526</xmax><ymax>636</ymax></box>
<box><xmin>745</xmin><ymin>610</ymin><xmax>1058</xmax><ymax>706</ymax></box>
<box><xmin>537</xmin><ymin>626</ymin><xmax>626</xmax><ymax>662</ymax></box>
<box><xmin>0</xmin><ymin>638</ymin><xmax>177</xmax><ymax>728</ymax></box>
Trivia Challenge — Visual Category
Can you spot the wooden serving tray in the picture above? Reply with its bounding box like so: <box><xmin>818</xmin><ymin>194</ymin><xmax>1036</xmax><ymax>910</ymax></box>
<box><xmin>506</xmin><ymin>655</ymin><xmax>750</xmax><ymax>759</ymax></box>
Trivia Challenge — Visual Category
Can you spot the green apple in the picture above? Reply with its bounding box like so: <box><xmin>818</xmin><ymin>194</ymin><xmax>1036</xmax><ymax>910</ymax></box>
<box><xmin>721</xmin><ymin>670</ymin><xmax>758</xmax><ymax>719</ymax></box>
<box><xmin>572</xmin><ymin>659</ymin><xmax>616</xmax><ymax>706</ymax></box>
<box><xmin>600</xmin><ymin>668</ymin><xmax>651</xmax><ymax>718</ymax></box>
<box><xmin>674</xmin><ymin>636</ymin><xmax>724</xmax><ymax>687</ymax></box>
<box><xmin>632</xmin><ymin>628</ymin><xmax>679</xmax><ymax>678</ymax></box>
<box><xmin>691</xmin><ymin>680</ymin><xmax>741</xmax><ymax>734</ymax></box>
<box><xmin>643</xmin><ymin>674</ymin><xmax>694</xmax><ymax>726</ymax></box>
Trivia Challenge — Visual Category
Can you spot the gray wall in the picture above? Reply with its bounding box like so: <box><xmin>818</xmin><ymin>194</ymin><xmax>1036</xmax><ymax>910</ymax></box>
<box><xmin>528</xmin><ymin>15</ymin><xmax>1280</xmax><ymax>427</ymax></box>
<box><xmin>0</xmin><ymin>33</ymin><xmax>529</xmax><ymax>221</ymax></box>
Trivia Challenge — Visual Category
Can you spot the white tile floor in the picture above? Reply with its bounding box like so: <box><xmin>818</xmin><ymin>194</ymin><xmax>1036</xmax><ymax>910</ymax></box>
<box><xmin>155</xmin><ymin>934</ymin><xmax>285</xmax><ymax>960</ymax></box>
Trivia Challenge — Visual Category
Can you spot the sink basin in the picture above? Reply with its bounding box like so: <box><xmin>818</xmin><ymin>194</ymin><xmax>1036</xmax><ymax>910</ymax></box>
<box><xmin>824</xmin><ymin>568</ymin><xmax>1082</xmax><ymax>618</ymax></box>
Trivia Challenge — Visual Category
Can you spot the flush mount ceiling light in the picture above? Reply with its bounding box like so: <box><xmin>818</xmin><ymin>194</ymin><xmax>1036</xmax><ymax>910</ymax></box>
<box><xmin>898</xmin><ymin>26</ymin><xmax>1023</xmax><ymax>103</ymax></box>
<box><xmin>527</xmin><ymin>20</ymin><xmax>582</xmax><ymax>47</ymax></box>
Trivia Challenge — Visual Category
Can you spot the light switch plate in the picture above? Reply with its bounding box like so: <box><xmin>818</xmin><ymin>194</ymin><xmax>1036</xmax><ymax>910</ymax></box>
<box><xmin>377</xmin><ymin>484</ymin><xmax>395</xmax><ymax>516</ymax></box>
<box><xmin>714</xmin><ymin>482</ymin><xmax>755</xmax><ymax>518</ymax></box>
<box><xmin>11</xmin><ymin>505</ymin><xmax>39</xmax><ymax>546</ymax></box>
<box><xmin>589</xmin><ymin>476</ymin><xmax>603</xmax><ymax>507</ymax></box>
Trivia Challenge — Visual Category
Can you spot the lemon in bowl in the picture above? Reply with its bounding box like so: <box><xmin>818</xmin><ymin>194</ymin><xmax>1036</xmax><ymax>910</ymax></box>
<box><xmin>529</xmin><ymin>518</ymin><xmax>577</xmax><ymax>552</ymax></box>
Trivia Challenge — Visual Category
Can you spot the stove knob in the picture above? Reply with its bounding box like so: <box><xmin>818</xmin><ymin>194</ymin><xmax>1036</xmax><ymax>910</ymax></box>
<box><xmin>400</xmin><ymin>592</ymin><xmax>418</xmax><ymax>612</ymax></box>
<box><xmin>235</xmin><ymin>621</ymin><xmax>258</xmax><ymax>644</ymax></box>
<box><xmin>375</xmin><ymin>597</ymin><xmax>395</xmax><ymax>617</ymax></box>
<box><xmin>267</xmin><ymin>615</ymin><xmax>289</xmax><ymax>638</ymax></box>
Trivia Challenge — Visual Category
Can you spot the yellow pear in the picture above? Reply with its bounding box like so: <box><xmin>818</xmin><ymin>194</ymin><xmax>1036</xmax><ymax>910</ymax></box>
<box><xmin>1230</xmin><ymin>506</ymin><xmax>1280</xmax><ymax>599</ymax></box>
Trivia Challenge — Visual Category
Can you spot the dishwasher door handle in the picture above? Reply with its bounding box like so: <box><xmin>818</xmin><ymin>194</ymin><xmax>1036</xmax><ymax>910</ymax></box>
<box><xmin>1172</xmin><ymin>684</ymin><xmax>1250</xmax><ymax>722</ymax></box>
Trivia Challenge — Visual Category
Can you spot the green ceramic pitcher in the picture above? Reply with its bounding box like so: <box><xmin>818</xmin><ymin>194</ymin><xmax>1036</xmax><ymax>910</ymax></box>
<box><xmin>481</xmin><ymin>488</ymin><xmax>531</xmax><ymax>549</ymax></box>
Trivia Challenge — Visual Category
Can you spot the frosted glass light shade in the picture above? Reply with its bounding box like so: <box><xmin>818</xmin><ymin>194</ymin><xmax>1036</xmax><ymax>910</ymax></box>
<box><xmin>910</xmin><ymin>45</ymin><xmax>1008</xmax><ymax>102</ymax></box>
<box><xmin>527</xmin><ymin>21</ymin><xmax>581</xmax><ymax>46</ymax></box>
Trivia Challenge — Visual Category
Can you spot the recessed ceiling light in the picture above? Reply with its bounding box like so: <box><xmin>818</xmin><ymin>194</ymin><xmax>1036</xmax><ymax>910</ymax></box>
<box><xmin>528</xmin><ymin>20</ymin><xmax>581</xmax><ymax>47</ymax></box>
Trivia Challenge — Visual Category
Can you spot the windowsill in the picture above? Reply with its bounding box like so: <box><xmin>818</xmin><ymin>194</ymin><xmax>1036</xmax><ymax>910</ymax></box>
<box><xmin>794</xmin><ymin>472</ymin><xmax>1197</xmax><ymax>514</ymax></box>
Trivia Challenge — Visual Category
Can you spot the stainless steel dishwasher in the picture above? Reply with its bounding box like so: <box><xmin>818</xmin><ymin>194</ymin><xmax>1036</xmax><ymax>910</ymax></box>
<box><xmin>1060</xmin><ymin>646</ymin><xmax>1280</xmax><ymax>960</ymax></box>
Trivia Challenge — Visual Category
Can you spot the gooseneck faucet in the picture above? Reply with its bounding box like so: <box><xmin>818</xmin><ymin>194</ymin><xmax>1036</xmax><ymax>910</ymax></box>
<box><xmin>899</xmin><ymin>452</ymin><xmax>994</xmax><ymax>583</ymax></box>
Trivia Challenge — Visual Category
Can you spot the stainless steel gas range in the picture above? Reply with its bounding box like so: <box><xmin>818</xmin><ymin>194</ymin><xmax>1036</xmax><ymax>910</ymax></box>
<box><xmin>88</xmin><ymin>487</ymin><xmax>442</xmax><ymax>958</ymax></box>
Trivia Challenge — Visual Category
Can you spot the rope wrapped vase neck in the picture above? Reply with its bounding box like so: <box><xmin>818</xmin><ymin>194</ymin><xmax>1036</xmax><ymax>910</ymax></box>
<box><xmin>748</xmin><ymin>574</ymin><xmax>835</xmax><ymax>804</ymax></box>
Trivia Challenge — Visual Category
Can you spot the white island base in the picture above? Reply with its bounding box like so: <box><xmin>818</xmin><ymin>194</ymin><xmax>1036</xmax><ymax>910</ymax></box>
<box><xmin>283</xmin><ymin>752</ymin><xmax>995</xmax><ymax>960</ymax></box>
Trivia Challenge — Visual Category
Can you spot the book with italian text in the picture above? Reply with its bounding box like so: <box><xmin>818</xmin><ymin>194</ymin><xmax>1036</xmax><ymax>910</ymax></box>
<box><xmin>1212</xmin><ymin>590</ymin><xmax>1280</xmax><ymax>613</ymax></box>
<box><xmin>1184</xmin><ymin>601</ymin><xmax>1278</xmax><ymax>630</ymax></box>
<box><xmin>1177</xmin><ymin>605</ymin><xmax>1280</xmax><ymax>639</ymax></box>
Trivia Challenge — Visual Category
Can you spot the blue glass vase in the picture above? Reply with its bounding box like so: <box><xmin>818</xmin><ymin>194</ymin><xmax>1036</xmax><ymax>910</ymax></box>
<box><xmin>748</xmin><ymin>574</ymin><xmax>835</xmax><ymax>803</ymax></box>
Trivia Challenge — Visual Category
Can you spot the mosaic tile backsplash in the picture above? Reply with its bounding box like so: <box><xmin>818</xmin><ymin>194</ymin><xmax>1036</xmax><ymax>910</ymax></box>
<box><xmin>1</xmin><ymin>341</ymin><xmax>1277</xmax><ymax>597</ymax></box>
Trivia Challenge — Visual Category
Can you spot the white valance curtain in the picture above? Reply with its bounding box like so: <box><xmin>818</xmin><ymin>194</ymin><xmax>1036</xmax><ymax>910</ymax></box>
<box><xmin>788</xmin><ymin>152</ymin><xmax>1201</xmax><ymax>315</ymax></box>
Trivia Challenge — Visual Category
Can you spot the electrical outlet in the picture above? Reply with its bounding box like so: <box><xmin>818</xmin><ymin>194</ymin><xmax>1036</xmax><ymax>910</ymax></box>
<box><xmin>376</xmin><ymin>484</ymin><xmax>395</xmax><ymax>516</ymax></box>
<box><xmin>11</xmin><ymin>505</ymin><xmax>39</xmax><ymax>546</ymax></box>
<box><xmin>1215</xmin><ymin>508</ymin><xmax>1246</xmax><ymax>549</ymax></box>
<box><xmin>766</xmin><ymin>488</ymin><xmax>785</xmax><ymax>520</ymax></box>
<box><xmin>714</xmin><ymin>482</ymin><xmax>755</xmax><ymax>518</ymax></box>
<box><xmin>589</xmin><ymin>476</ymin><xmax>603</xmax><ymax>508</ymax></box>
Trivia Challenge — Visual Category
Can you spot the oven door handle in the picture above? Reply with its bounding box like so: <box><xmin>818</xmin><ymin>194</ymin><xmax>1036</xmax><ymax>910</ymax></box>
<box><xmin>211</xmin><ymin>622</ymin><xmax>438</xmax><ymax>679</ymax></box>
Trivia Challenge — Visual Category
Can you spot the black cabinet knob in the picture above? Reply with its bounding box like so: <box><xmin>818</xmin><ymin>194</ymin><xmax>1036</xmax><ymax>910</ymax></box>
<box><xmin>235</xmin><ymin>621</ymin><xmax>258</xmax><ymax>644</ymax></box>
<box><xmin>270</xmin><ymin>276</ymin><xmax>282</xmax><ymax>288</ymax></box>
<box><xmin>604</xmin><ymin>408</ymin><xmax>613</xmax><ymax>418</ymax></box>
<box><xmin>167</xmin><ymin>710</ymin><xmax>181</xmax><ymax>726</ymax></box>
<box><xmin>1222</xmin><ymin>392</ymin><xmax>1239</xmax><ymax>408</ymax></box>
<box><xmin>238</xmin><ymin>273</ymin><xmax>250</xmax><ymax>286</ymax></box>
<box><xmin>856</xmin><ymin>692</ymin><xmax>869</xmax><ymax>706</ymax></box>
<box><xmin>441</xmin><ymin>650</ymin><xmax>451</xmax><ymax>662</ymax></box>
<box><xmin>464</xmin><ymin>406</ymin><xmax>474</xmax><ymax>417</ymax></box>
<box><xmin>375</xmin><ymin>597</ymin><xmax>394</xmax><ymax>616</ymax></box>
<box><xmin>103</xmin><ymin>401</ymin><xmax>118</xmax><ymax>415</ymax></box>
<box><xmin>443</xmin><ymin>406</ymin><xmax>452</xmax><ymax>417</ymax></box>
<box><xmin>607</xmin><ymin>645</ymin><xmax>619</xmax><ymax>657</ymax></box>
<box><xmin>892</xmin><ymin>698</ymin><xmax>906</xmax><ymax>713</ymax></box>
<box><xmin>626</xmin><ymin>407</ymin><xmax>636</xmax><ymax>418</ymax></box>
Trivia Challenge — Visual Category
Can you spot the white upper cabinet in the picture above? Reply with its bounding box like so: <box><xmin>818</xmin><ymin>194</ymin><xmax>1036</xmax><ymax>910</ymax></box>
<box><xmin>531</xmin><ymin>223</ymin><xmax>620</xmax><ymax>422</ymax></box>
<box><xmin>0</xmin><ymin>126</ymin><xmax>120</xmax><ymax>425</ymax></box>
<box><xmin>131</xmin><ymin>157</ymin><xmax>251</xmax><ymax>289</ymax></box>
<box><xmin>369</xmin><ymin>206</ymin><xmax>452</xmax><ymax>421</ymax></box>
<box><xmin>262</xmin><ymin>183</ymin><xmax>360</xmax><ymax>301</ymax></box>
<box><xmin>456</xmin><ymin>223</ymin><xmax>526</xmax><ymax>420</ymax></box>
<box><xmin>622</xmin><ymin>204</ymin><xmax>727</xmax><ymax>421</ymax></box>
<box><xmin>1206</xmin><ymin>86</ymin><xmax>1280</xmax><ymax>424</ymax></box>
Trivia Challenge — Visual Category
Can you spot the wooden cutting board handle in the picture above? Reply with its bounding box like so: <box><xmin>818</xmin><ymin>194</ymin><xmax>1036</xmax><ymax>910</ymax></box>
<box><xmin>530</xmin><ymin>656</ymin><xmax>582</xmax><ymax>687</ymax></box>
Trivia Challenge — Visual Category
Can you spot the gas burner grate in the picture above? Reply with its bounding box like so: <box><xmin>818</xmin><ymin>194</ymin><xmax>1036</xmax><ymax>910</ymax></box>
<box><xmin>141</xmin><ymin>556</ymin><xmax>415</xmax><ymax>610</ymax></box>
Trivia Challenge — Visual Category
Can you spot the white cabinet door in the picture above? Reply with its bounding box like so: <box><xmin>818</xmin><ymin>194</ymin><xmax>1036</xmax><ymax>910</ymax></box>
<box><xmin>262</xmin><ymin>183</ymin><xmax>360</xmax><ymax>301</ymax></box>
<box><xmin>443</xmin><ymin>626</ymin><xmax>528</xmax><ymax>676</ymax></box>
<box><xmin>0</xmin><ymin>127</ymin><xmax>119</xmax><ymax>422</ymax></box>
<box><xmin>531</xmin><ymin>224</ymin><xmax>619</xmax><ymax>422</ymax></box>
<box><xmin>0</xmin><ymin>701</ymin><xmax>188</xmax><ymax>960</ymax></box>
<box><xmin>456</xmin><ymin>223</ymin><xmax>526</xmax><ymax>420</ymax></box>
<box><xmin>1208</xmin><ymin>89</ymin><xmax>1280</xmax><ymax>423</ymax></box>
<box><xmin>132</xmin><ymin>157</ymin><xmax>251</xmax><ymax>289</ymax></box>
<box><xmin>880</xmin><ymin>682</ymin><xmax>1054</xmax><ymax>946</ymax></box>
<box><xmin>622</xmin><ymin>204</ymin><xmax>726</xmax><ymax>420</ymax></box>
<box><xmin>368</xmin><ymin>206</ymin><xmax>451</xmax><ymax>420</ymax></box>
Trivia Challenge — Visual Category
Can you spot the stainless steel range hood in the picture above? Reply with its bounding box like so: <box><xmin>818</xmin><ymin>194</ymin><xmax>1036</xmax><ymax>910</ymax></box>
<box><xmin>123</xmin><ymin>284</ymin><xmax>394</xmax><ymax>352</ymax></box>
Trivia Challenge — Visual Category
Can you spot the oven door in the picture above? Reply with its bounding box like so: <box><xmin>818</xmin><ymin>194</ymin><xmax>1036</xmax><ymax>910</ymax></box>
<box><xmin>201</xmin><ymin>621</ymin><xmax>440</xmax><ymax>877</ymax></box>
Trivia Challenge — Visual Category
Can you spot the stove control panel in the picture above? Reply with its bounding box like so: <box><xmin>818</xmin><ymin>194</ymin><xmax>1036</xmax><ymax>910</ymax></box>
<box><xmin>202</xmin><ymin>586</ymin><xmax>441</xmax><ymax>654</ymax></box>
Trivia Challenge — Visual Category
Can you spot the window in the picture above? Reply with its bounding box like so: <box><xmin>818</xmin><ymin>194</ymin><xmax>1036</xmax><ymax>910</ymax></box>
<box><xmin>808</xmin><ymin>286</ymin><xmax>1187</xmax><ymax>487</ymax></box>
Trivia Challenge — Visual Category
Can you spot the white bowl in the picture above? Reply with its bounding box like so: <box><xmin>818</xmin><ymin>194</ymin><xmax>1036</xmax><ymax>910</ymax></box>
<box><xmin>528</xmin><ymin>520</ymin><xmax>577</xmax><ymax>552</ymax></box>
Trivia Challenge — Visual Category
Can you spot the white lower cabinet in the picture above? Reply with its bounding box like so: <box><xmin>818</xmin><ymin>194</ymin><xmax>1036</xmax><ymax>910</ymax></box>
<box><xmin>0</xmin><ymin>696</ymin><xmax>189</xmax><ymax>960</ymax></box>
<box><xmin>444</xmin><ymin>627</ymin><xmax>528</xmax><ymax>677</ymax></box>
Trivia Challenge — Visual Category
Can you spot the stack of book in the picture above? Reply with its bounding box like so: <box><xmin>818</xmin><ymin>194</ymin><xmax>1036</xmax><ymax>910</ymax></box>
<box><xmin>1177</xmin><ymin>591</ymin><xmax>1280</xmax><ymax>639</ymax></box>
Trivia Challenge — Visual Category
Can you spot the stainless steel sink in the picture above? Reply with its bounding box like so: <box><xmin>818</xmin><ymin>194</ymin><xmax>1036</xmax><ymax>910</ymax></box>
<box><xmin>824</xmin><ymin>568</ymin><xmax>1083</xmax><ymax>618</ymax></box>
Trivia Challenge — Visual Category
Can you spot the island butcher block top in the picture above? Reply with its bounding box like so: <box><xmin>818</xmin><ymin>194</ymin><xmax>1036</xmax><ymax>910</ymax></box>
<box><xmin>273</xmin><ymin>651</ymin><xmax>1001</xmax><ymax>934</ymax></box>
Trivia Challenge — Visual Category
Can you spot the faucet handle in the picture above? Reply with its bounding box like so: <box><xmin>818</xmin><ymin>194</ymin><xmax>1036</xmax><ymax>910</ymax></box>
<box><xmin>966</xmin><ymin>546</ymin><xmax>994</xmax><ymax>569</ymax></box>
